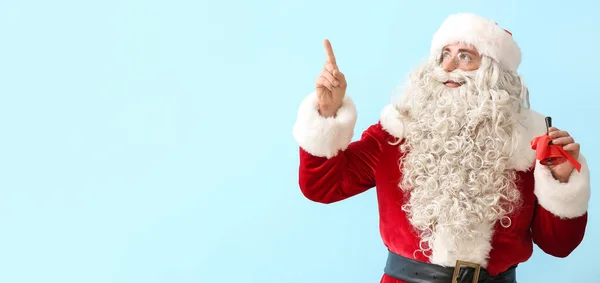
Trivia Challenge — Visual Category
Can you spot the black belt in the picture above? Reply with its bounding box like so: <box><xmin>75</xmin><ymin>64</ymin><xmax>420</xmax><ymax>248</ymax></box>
<box><xmin>384</xmin><ymin>250</ymin><xmax>517</xmax><ymax>283</ymax></box>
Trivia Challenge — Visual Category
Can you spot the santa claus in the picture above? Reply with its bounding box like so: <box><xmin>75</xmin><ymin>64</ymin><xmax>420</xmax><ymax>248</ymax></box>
<box><xmin>292</xmin><ymin>13</ymin><xmax>591</xmax><ymax>283</ymax></box>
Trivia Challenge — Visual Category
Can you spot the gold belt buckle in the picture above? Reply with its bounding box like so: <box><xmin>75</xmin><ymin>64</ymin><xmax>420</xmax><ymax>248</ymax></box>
<box><xmin>451</xmin><ymin>260</ymin><xmax>481</xmax><ymax>283</ymax></box>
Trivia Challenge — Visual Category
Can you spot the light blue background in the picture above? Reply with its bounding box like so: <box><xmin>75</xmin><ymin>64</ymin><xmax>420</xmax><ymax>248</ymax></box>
<box><xmin>1</xmin><ymin>0</ymin><xmax>598</xmax><ymax>282</ymax></box>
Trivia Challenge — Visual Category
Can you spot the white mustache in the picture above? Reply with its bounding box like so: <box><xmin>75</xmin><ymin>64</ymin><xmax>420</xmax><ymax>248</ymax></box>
<box><xmin>430</xmin><ymin>66</ymin><xmax>477</xmax><ymax>84</ymax></box>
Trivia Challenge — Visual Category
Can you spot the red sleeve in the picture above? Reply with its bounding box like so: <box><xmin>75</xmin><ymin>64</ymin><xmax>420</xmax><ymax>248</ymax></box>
<box><xmin>531</xmin><ymin>203</ymin><xmax>587</xmax><ymax>257</ymax></box>
<box><xmin>298</xmin><ymin>123</ymin><xmax>385</xmax><ymax>204</ymax></box>
<box><xmin>530</xmin><ymin>155</ymin><xmax>591</xmax><ymax>257</ymax></box>
<box><xmin>291</xmin><ymin>92</ymin><xmax>392</xmax><ymax>204</ymax></box>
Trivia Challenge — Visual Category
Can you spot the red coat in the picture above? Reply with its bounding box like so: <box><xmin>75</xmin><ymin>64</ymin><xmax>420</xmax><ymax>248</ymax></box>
<box><xmin>292</xmin><ymin>92</ymin><xmax>590</xmax><ymax>282</ymax></box>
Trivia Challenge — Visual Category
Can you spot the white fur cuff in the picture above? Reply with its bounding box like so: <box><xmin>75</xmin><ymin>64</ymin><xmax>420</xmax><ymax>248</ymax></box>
<box><xmin>534</xmin><ymin>154</ymin><xmax>591</xmax><ymax>219</ymax></box>
<box><xmin>292</xmin><ymin>92</ymin><xmax>357</xmax><ymax>159</ymax></box>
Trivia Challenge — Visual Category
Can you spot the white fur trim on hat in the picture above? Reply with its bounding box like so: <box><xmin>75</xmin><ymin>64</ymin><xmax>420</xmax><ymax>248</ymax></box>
<box><xmin>430</xmin><ymin>13</ymin><xmax>522</xmax><ymax>72</ymax></box>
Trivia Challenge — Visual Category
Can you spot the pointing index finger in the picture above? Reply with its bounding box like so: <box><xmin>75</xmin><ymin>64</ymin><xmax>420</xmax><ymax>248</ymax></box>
<box><xmin>324</xmin><ymin>39</ymin><xmax>337</xmax><ymax>68</ymax></box>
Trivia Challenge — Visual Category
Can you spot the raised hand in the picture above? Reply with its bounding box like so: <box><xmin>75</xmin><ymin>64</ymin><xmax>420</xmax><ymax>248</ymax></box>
<box><xmin>316</xmin><ymin>39</ymin><xmax>347</xmax><ymax>117</ymax></box>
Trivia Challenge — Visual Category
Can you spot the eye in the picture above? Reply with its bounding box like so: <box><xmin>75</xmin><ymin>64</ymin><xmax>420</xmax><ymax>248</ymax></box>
<box><xmin>458</xmin><ymin>52</ymin><xmax>471</xmax><ymax>61</ymax></box>
<box><xmin>441</xmin><ymin>51</ymin><xmax>452</xmax><ymax>60</ymax></box>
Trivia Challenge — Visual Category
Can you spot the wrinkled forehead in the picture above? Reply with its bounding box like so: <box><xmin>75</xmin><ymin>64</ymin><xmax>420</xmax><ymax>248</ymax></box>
<box><xmin>442</xmin><ymin>42</ymin><xmax>480</xmax><ymax>56</ymax></box>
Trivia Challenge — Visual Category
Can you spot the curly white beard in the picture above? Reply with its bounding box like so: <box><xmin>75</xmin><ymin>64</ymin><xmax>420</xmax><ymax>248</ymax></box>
<box><xmin>395</xmin><ymin>56</ymin><xmax>529</xmax><ymax>266</ymax></box>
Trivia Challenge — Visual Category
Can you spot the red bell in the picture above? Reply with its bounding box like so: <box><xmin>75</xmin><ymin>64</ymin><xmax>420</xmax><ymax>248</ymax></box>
<box><xmin>539</xmin><ymin>155</ymin><xmax>567</xmax><ymax>166</ymax></box>
<box><xmin>530</xmin><ymin>116</ymin><xmax>581</xmax><ymax>171</ymax></box>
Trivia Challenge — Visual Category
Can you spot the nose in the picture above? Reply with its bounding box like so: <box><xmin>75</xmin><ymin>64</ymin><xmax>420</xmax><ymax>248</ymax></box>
<box><xmin>442</xmin><ymin>59</ymin><xmax>456</xmax><ymax>72</ymax></box>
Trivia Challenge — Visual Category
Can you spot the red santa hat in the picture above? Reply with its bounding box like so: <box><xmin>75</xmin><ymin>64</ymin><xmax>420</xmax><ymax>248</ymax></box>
<box><xmin>430</xmin><ymin>13</ymin><xmax>522</xmax><ymax>72</ymax></box>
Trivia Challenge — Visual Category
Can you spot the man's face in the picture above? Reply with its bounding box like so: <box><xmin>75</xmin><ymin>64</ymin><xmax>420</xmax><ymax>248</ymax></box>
<box><xmin>440</xmin><ymin>43</ymin><xmax>481</xmax><ymax>87</ymax></box>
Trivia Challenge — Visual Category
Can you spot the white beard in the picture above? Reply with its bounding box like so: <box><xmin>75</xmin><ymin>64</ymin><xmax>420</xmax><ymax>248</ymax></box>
<box><xmin>395</xmin><ymin>57</ymin><xmax>528</xmax><ymax>267</ymax></box>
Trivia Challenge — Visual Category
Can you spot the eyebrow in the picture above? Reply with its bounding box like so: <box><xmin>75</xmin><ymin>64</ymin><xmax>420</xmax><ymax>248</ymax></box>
<box><xmin>443</xmin><ymin>47</ymin><xmax>478</xmax><ymax>56</ymax></box>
